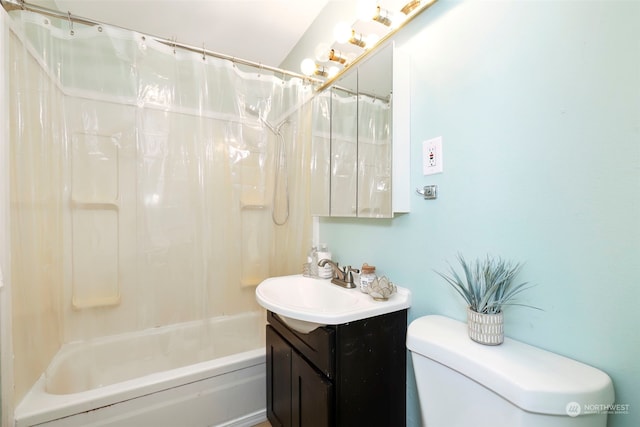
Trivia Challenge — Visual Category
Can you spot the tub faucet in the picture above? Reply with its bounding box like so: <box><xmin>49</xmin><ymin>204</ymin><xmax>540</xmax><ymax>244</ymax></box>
<box><xmin>318</xmin><ymin>259</ymin><xmax>359</xmax><ymax>289</ymax></box>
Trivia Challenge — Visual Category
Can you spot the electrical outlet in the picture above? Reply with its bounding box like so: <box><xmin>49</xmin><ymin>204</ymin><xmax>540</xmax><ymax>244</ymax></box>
<box><xmin>423</xmin><ymin>137</ymin><xmax>443</xmax><ymax>175</ymax></box>
<box><xmin>428</xmin><ymin>145</ymin><xmax>437</xmax><ymax>167</ymax></box>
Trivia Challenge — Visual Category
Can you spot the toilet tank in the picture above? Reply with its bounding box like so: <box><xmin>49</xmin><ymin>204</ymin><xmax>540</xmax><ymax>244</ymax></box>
<box><xmin>406</xmin><ymin>315</ymin><xmax>614</xmax><ymax>427</ymax></box>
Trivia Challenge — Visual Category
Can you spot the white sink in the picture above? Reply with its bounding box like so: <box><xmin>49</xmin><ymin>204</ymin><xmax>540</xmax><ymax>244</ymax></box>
<box><xmin>255</xmin><ymin>274</ymin><xmax>411</xmax><ymax>333</ymax></box>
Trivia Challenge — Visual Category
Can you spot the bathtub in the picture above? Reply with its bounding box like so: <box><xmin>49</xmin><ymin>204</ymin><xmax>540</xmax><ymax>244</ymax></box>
<box><xmin>14</xmin><ymin>311</ymin><xmax>267</xmax><ymax>427</ymax></box>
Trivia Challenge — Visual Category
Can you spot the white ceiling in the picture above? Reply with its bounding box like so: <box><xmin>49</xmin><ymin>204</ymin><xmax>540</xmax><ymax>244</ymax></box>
<box><xmin>51</xmin><ymin>0</ymin><xmax>331</xmax><ymax>68</ymax></box>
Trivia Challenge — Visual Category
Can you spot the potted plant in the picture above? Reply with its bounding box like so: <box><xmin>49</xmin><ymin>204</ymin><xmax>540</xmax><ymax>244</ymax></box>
<box><xmin>436</xmin><ymin>254</ymin><xmax>538</xmax><ymax>345</ymax></box>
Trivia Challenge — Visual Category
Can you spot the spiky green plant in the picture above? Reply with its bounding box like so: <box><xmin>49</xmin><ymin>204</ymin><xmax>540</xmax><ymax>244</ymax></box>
<box><xmin>436</xmin><ymin>254</ymin><xmax>539</xmax><ymax>314</ymax></box>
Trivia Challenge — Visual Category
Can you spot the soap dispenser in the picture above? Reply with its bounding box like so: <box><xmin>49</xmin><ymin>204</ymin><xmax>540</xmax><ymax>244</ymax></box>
<box><xmin>316</xmin><ymin>243</ymin><xmax>333</xmax><ymax>279</ymax></box>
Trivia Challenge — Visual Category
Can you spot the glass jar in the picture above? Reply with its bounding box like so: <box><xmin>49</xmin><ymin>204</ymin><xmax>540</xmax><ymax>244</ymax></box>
<box><xmin>360</xmin><ymin>263</ymin><xmax>376</xmax><ymax>293</ymax></box>
<box><xmin>306</xmin><ymin>245</ymin><xmax>318</xmax><ymax>277</ymax></box>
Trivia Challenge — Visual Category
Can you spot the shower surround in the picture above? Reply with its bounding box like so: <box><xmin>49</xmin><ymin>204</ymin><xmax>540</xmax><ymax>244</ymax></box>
<box><xmin>0</xmin><ymin>7</ymin><xmax>313</xmax><ymax>425</ymax></box>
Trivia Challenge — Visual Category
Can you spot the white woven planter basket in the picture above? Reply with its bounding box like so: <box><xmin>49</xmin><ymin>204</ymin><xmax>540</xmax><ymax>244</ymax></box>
<box><xmin>467</xmin><ymin>307</ymin><xmax>504</xmax><ymax>345</ymax></box>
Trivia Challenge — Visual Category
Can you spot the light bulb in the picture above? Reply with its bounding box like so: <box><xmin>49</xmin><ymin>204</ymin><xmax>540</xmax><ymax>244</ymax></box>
<box><xmin>327</xmin><ymin>66</ymin><xmax>340</xmax><ymax>78</ymax></box>
<box><xmin>314</xmin><ymin>43</ymin><xmax>331</xmax><ymax>62</ymax></box>
<box><xmin>365</xmin><ymin>33</ymin><xmax>380</xmax><ymax>49</ymax></box>
<box><xmin>334</xmin><ymin>22</ymin><xmax>352</xmax><ymax>44</ymax></box>
<box><xmin>300</xmin><ymin>58</ymin><xmax>317</xmax><ymax>76</ymax></box>
<box><xmin>391</xmin><ymin>12</ymin><xmax>408</xmax><ymax>28</ymax></box>
<box><xmin>356</xmin><ymin>0</ymin><xmax>377</xmax><ymax>20</ymax></box>
<box><xmin>345</xmin><ymin>52</ymin><xmax>358</xmax><ymax>65</ymax></box>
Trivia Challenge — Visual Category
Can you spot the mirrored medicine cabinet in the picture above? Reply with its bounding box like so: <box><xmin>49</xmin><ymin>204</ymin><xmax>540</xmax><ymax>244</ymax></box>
<box><xmin>310</xmin><ymin>41</ymin><xmax>410</xmax><ymax>218</ymax></box>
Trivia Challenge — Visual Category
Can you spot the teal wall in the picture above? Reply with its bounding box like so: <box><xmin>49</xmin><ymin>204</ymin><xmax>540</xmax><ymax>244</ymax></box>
<box><xmin>316</xmin><ymin>1</ymin><xmax>640</xmax><ymax>426</ymax></box>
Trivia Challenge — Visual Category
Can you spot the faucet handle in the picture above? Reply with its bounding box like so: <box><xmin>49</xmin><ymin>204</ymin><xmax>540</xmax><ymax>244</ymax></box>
<box><xmin>343</xmin><ymin>266</ymin><xmax>360</xmax><ymax>284</ymax></box>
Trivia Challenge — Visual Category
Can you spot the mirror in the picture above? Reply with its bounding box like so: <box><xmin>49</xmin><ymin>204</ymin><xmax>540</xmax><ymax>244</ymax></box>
<box><xmin>356</xmin><ymin>43</ymin><xmax>392</xmax><ymax>218</ymax></box>
<box><xmin>311</xmin><ymin>41</ymin><xmax>407</xmax><ymax>218</ymax></box>
<box><xmin>310</xmin><ymin>89</ymin><xmax>332</xmax><ymax>216</ymax></box>
<box><xmin>330</xmin><ymin>70</ymin><xmax>359</xmax><ymax>217</ymax></box>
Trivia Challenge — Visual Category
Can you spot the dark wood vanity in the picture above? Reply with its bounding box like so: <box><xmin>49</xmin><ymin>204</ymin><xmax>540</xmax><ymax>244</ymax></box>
<box><xmin>266</xmin><ymin>309</ymin><xmax>407</xmax><ymax>427</ymax></box>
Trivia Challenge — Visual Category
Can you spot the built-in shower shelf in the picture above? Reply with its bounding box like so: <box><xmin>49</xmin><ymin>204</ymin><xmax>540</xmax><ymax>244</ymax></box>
<box><xmin>71</xmin><ymin>199</ymin><xmax>119</xmax><ymax>210</ymax></box>
<box><xmin>240</xmin><ymin>203</ymin><xmax>270</xmax><ymax>288</ymax></box>
<box><xmin>67</xmin><ymin>130</ymin><xmax>123</xmax><ymax>310</ymax></box>
<box><xmin>70</xmin><ymin>200</ymin><xmax>121</xmax><ymax>310</ymax></box>
<box><xmin>240</xmin><ymin>204</ymin><xmax>268</xmax><ymax>210</ymax></box>
<box><xmin>72</xmin><ymin>293</ymin><xmax>122</xmax><ymax>310</ymax></box>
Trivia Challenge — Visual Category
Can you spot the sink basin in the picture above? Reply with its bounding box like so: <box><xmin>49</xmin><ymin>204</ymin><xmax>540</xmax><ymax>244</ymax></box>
<box><xmin>255</xmin><ymin>274</ymin><xmax>411</xmax><ymax>333</ymax></box>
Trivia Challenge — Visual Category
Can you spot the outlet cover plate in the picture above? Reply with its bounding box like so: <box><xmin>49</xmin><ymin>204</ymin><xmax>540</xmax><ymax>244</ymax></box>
<box><xmin>423</xmin><ymin>137</ymin><xmax>443</xmax><ymax>175</ymax></box>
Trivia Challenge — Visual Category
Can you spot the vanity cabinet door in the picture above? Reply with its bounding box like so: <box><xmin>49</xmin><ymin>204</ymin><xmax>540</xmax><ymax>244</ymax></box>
<box><xmin>266</xmin><ymin>326</ymin><xmax>293</xmax><ymax>427</ymax></box>
<box><xmin>266</xmin><ymin>310</ymin><xmax>407</xmax><ymax>427</ymax></box>
<box><xmin>267</xmin><ymin>325</ymin><xmax>333</xmax><ymax>427</ymax></box>
<box><xmin>267</xmin><ymin>311</ymin><xmax>335</xmax><ymax>379</ymax></box>
<box><xmin>292</xmin><ymin>351</ymin><xmax>334</xmax><ymax>427</ymax></box>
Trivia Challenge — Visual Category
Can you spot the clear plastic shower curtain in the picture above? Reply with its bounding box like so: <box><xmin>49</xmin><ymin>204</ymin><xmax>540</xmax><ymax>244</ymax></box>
<box><xmin>5</xmin><ymin>9</ymin><xmax>312</xmax><ymax>404</ymax></box>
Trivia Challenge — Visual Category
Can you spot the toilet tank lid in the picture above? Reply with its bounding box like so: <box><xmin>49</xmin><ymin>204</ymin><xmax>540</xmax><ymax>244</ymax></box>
<box><xmin>406</xmin><ymin>315</ymin><xmax>614</xmax><ymax>416</ymax></box>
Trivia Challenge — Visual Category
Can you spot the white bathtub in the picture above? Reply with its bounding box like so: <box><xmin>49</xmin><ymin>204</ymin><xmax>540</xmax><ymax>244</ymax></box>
<box><xmin>14</xmin><ymin>311</ymin><xmax>267</xmax><ymax>427</ymax></box>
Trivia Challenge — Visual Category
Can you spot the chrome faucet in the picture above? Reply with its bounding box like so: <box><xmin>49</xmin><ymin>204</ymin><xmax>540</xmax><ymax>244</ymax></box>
<box><xmin>318</xmin><ymin>259</ymin><xmax>359</xmax><ymax>289</ymax></box>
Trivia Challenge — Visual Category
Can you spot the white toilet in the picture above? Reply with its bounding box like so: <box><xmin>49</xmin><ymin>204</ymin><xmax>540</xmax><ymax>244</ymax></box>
<box><xmin>406</xmin><ymin>315</ymin><xmax>614</xmax><ymax>427</ymax></box>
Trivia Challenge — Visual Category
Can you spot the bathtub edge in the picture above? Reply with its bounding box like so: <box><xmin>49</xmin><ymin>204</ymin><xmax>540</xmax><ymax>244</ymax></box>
<box><xmin>15</xmin><ymin>348</ymin><xmax>266</xmax><ymax>427</ymax></box>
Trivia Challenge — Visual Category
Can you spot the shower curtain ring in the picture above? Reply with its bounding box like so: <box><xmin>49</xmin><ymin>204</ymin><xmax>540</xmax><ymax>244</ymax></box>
<box><xmin>172</xmin><ymin>36</ymin><xmax>177</xmax><ymax>55</ymax></box>
<box><xmin>67</xmin><ymin>11</ymin><xmax>74</xmax><ymax>36</ymax></box>
<box><xmin>202</xmin><ymin>42</ymin><xmax>206</xmax><ymax>61</ymax></box>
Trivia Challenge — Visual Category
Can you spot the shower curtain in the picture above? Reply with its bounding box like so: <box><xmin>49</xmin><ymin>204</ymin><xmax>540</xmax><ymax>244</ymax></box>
<box><xmin>2</xmin><ymin>8</ymin><xmax>313</xmax><ymax>407</ymax></box>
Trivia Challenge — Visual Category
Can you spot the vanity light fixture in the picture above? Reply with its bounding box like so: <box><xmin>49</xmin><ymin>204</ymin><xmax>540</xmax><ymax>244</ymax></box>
<box><xmin>313</xmin><ymin>65</ymin><xmax>329</xmax><ymax>77</ymax></box>
<box><xmin>373</xmin><ymin>6</ymin><xmax>394</xmax><ymax>27</ymax></box>
<box><xmin>315</xmin><ymin>44</ymin><xmax>349</xmax><ymax>65</ymax></box>
<box><xmin>316</xmin><ymin>0</ymin><xmax>439</xmax><ymax>90</ymax></box>
<box><xmin>400</xmin><ymin>0</ymin><xmax>422</xmax><ymax>15</ymax></box>
<box><xmin>357</xmin><ymin>1</ymin><xmax>399</xmax><ymax>28</ymax></box>
<box><xmin>300</xmin><ymin>58</ymin><xmax>329</xmax><ymax>77</ymax></box>
<box><xmin>307</xmin><ymin>0</ymin><xmax>438</xmax><ymax>82</ymax></box>
<box><xmin>348</xmin><ymin>30</ymin><xmax>367</xmax><ymax>48</ymax></box>
<box><xmin>334</xmin><ymin>22</ymin><xmax>377</xmax><ymax>49</ymax></box>
<box><xmin>329</xmin><ymin>49</ymin><xmax>348</xmax><ymax>65</ymax></box>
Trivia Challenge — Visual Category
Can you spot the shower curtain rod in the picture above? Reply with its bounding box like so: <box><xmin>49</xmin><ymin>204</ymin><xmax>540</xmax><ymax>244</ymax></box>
<box><xmin>0</xmin><ymin>0</ymin><xmax>322</xmax><ymax>85</ymax></box>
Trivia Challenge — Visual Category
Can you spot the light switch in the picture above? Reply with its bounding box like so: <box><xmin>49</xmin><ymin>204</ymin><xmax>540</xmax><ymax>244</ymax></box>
<box><xmin>423</xmin><ymin>137</ymin><xmax>443</xmax><ymax>175</ymax></box>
